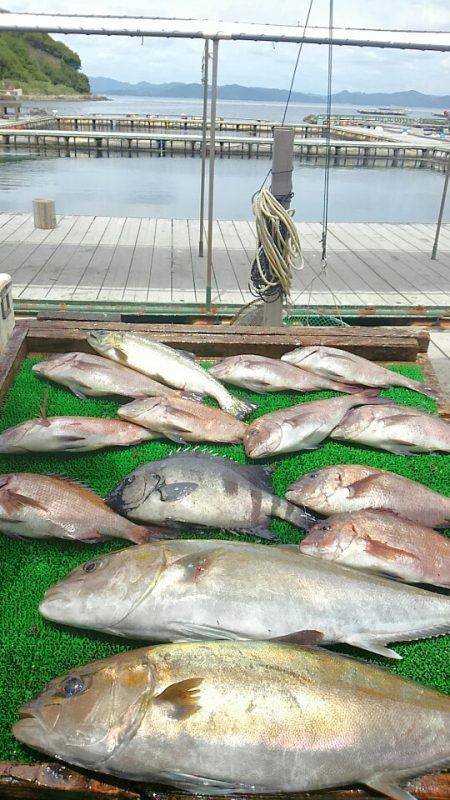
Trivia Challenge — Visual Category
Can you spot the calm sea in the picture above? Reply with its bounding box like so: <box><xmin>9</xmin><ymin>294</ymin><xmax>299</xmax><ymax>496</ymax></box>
<box><xmin>0</xmin><ymin>95</ymin><xmax>446</xmax><ymax>223</ymax></box>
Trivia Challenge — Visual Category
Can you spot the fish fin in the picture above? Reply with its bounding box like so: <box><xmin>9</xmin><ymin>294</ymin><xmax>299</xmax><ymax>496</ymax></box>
<box><xmin>112</xmin><ymin>346</ymin><xmax>128</xmax><ymax>363</ymax></box>
<box><xmin>364</xmin><ymin>537</ymin><xmax>420</xmax><ymax>564</ymax></box>
<box><xmin>230</xmin><ymin>523</ymin><xmax>278</xmax><ymax>541</ymax></box>
<box><xmin>2</xmin><ymin>491</ymin><xmax>46</xmax><ymax>514</ymax></box>
<box><xmin>226</xmin><ymin>395</ymin><xmax>258</xmax><ymax>420</ymax></box>
<box><xmin>127</xmin><ymin>525</ymin><xmax>181</xmax><ymax>544</ymax></box>
<box><xmin>175</xmin><ymin>348</ymin><xmax>196</xmax><ymax>361</ymax></box>
<box><xmin>272</xmin><ymin>630</ymin><xmax>324</xmax><ymax>646</ymax></box>
<box><xmin>180</xmin><ymin>391</ymin><xmax>204</xmax><ymax>402</ymax></box>
<box><xmin>227</xmin><ymin>462</ymin><xmax>275</xmax><ymax>492</ymax></box>
<box><xmin>387</xmin><ymin>444</ymin><xmax>416</xmax><ymax>456</ymax></box>
<box><xmin>165</xmin><ymin>431</ymin><xmax>189</xmax><ymax>445</ymax></box>
<box><xmin>70</xmin><ymin>387</ymin><xmax>88</xmax><ymax>401</ymax></box>
<box><xmin>39</xmin><ymin>386</ymin><xmax>50</xmax><ymax>423</ymax></box>
<box><xmin>158</xmin><ymin>770</ymin><xmax>256</xmax><ymax>794</ymax></box>
<box><xmin>173</xmin><ymin>622</ymin><xmax>242</xmax><ymax>642</ymax></box>
<box><xmin>155</xmin><ymin>677</ymin><xmax>202</xmax><ymax>720</ymax></box>
<box><xmin>365</xmin><ymin>776</ymin><xmax>417</xmax><ymax>800</ymax></box>
<box><xmin>55</xmin><ymin>434</ymin><xmax>87</xmax><ymax>443</ymax></box>
<box><xmin>158</xmin><ymin>481</ymin><xmax>198</xmax><ymax>502</ymax></box>
<box><xmin>1</xmin><ymin>528</ymin><xmax>29</xmax><ymax>541</ymax></box>
<box><xmin>347</xmin><ymin>475</ymin><xmax>386</xmax><ymax>498</ymax></box>
<box><xmin>382</xmin><ymin>413</ymin><xmax>424</xmax><ymax>426</ymax></box>
<box><xmin>412</xmin><ymin>383</ymin><xmax>438</xmax><ymax>400</ymax></box>
<box><xmin>346</xmin><ymin>638</ymin><xmax>402</xmax><ymax>660</ymax></box>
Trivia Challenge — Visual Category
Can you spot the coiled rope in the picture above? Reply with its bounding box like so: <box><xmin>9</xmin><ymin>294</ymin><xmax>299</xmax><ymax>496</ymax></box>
<box><xmin>250</xmin><ymin>187</ymin><xmax>304</xmax><ymax>301</ymax></box>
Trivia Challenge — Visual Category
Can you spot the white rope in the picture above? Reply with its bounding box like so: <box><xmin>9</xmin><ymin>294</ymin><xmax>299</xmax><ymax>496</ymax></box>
<box><xmin>251</xmin><ymin>187</ymin><xmax>304</xmax><ymax>299</ymax></box>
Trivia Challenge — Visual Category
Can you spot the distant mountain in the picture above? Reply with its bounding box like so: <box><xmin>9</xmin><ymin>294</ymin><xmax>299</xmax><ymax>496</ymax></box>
<box><xmin>89</xmin><ymin>78</ymin><xmax>450</xmax><ymax>108</ymax></box>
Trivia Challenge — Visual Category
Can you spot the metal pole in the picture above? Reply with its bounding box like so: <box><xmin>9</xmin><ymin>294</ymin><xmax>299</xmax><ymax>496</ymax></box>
<box><xmin>262</xmin><ymin>126</ymin><xmax>295</xmax><ymax>326</ymax></box>
<box><xmin>205</xmin><ymin>38</ymin><xmax>219</xmax><ymax>311</ymax></box>
<box><xmin>198</xmin><ymin>38</ymin><xmax>209</xmax><ymax>257</ymax></box>
<box><xmin>431</xmin><ymin>156</ymin><xmax>450</xmax><ymax>260</ymax></box>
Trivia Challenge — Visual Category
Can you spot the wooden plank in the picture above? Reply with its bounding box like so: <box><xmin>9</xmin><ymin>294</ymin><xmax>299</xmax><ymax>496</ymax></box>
<box><xmin>0</xmin><ymin>213</ymin><xmax>30</xmax><ymax>243</ymax></box>
<box><xmin>0</xmin><ymin>761</ymin><xmax>139</xmax><ymax>800</ymax></box>
<box><xmin>171</xmin><ymin>218</ymin><xmax>196</xmax><ymax>303</ymax></box>
<box><xmin>0</xmin><ymin>321</ymin><xmax>28</xmax><ymax>406</ymax></box>
<box><xmin>32</xmin><ymin>216</ymin><xmax>95</xmax><ymax>299</ymax></box>
<box><xmin>25</xmin><ymin>321</ymin><xmax>429</xmax><ymax>361</ymax></box>
<box><xmin>98</xmin><ymin>217</ymin><xmax>141</xmax><ymax>301</ymax></box>
<box><xmin>212</xmin><ymin>220</ymin><xmax>245</xmax><ymax>302</ymax></box>
<box><xmin>148</xmin><ymin>218</ymin><xmax>172</xmax><ymax>303</ymax></box>
<box><xmin>72</xmin><ymin>217</ymin><xmax>126</xmax><ymax>301</ymax></box>
<box><xmin>14</xmin><ymin>216</ymin><xmax>80</xmax><ymax>299</ymax></box>
<box><xmin>46</xmin><ymin>217</ymin><xmax>110</xmax><ymax>301</ymax></box>
<box><xmin>122</xmin><ymin>217</ymin><xmax>156</xmax><ymax>303</ymax></box>
<box><xmin>218</xmin><ymin>219</ymin><xmax>252</xmax><ymax>297</ymax></box>
<box><xmin>187</xmin><ymin>219</ymin><xmax>221</xmax><ymax>304</ymax></box>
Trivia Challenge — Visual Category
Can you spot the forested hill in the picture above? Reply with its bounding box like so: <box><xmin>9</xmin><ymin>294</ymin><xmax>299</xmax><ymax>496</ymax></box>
<box><xmin>0</xmin><ymin>29</ymin><xmax>89</xmax><ymax>95</ymax></box>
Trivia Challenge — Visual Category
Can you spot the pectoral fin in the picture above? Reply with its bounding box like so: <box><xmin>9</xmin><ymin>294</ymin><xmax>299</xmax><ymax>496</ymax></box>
<box><xmin>112</xmin><ymin>347</ymin><xmax>128</xmax><ymax>363</ymax></box>
<box><xmin>71</xmin><ymin>388</ymin><xmax>88</xmax><ymax>401</ymax></box>
<box><xmin>1</xmin><ymin>491</ymin><xmax>46</xmax><ymax>515</ymax></box>
<box><xmin>158</xmin><ymin>481</ymin><xmax>198</xmax><ymax>502</ymax></box>
<box><xmin>348</xmin><ymin>475</ymin><xmax>384</xmax><ymax>498</ymax></box>
<box><xmin>364</xmin><ymin>537</ymin><xmax>419</xmax><ymax>564</ymax></box>
<box><xmin>272</xmin><ymin>630</ymin><xmax>324</xmax><ymax>646</ymax></box>
<box><xmin>155</xmin><ymin>677</ymin><xmax>202</xmax><ymax>720</ymax></box>
<box><xmin>158</xmin><ymin>770</ymin><xmax>256</xmax><ymax>794</ymax></box>
<box><xmin>365</xmin><ymin>776</ymin><xmax>416</xmax><ymax>800</ymax></box>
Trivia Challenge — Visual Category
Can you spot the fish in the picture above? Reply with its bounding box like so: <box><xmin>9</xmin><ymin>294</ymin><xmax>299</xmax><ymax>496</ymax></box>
<box><xmin>330</xmin><ymin>403</ymin><xmax>450</xmax><ymax>455</ymax></box>
<box><xmin>281</xmin><ymin>345</ymin><xmax>437</xmax><ymax>399</ymax></box>
<box><xmin>32</xmin><ymin>352</ymin><xmax>180</xmax><ymax>401</ymax></box>
<box><xmin>0</xmin><ymin>473</ymin><xmax>171</xmax><ymax>544</ymax></box>
<box><xmin>13</xmin><ymin>641</ymin><xmax>450</xmax><ymax>798</ymax></box>
<box><xmin>301</xmin><ymin>510</ymin><xmax>450</xmax><ymax>588</ymax></box>
<box><xmin>118</xmin><ymin>395</ymin><xmax>246</xmax><ymax>445</ymax></box>
<box><xmin>40</xmin><ymin>538</ymin><xmax>450</xmax><ymax>657</ymax></box>
<box><xmin>208</xmin><ymin>354</ymin><xmax>359</xmax><ymax>394</ymax></box>
<box><xmin>106</xmin><ymin>451</ymin><xmax>313</xmax><ymax>540</ymax></box>
<box><xmin>285</xmin><ymin>464</ymin><xmax>450</xmax><ymax>528</ymax></box>
<box><xmin>88</xmin><ymin>331</ymin><xmax>256</xmax><ymax>419</ymax></box>
<box><xmin>243</xmin><ymin>389</ymin><xmax>389</xmax><ymax>459</ymax></box>
<box><xmin>0</xmin><ymin>416</ymin><xmax>158</xmax><ymax>453</ymax></box>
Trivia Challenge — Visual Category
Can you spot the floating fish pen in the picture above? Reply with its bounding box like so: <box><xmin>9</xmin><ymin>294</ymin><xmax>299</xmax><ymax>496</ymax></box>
<box><xmin>1</xmin><ymin>127</ymin><xmax>448</xmax><ymax>170</ymax></box>
<box><xmin>0</xmin><ymin>319</ymin><xmax>448</xmax><ymax>800</ymax></box>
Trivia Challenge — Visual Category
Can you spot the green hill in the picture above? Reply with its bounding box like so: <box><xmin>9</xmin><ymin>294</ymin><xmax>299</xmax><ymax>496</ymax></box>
<box><xmin>0</xmin><ymin>30</ymin><xmax>89</xmax><ymax>95</ymax></box>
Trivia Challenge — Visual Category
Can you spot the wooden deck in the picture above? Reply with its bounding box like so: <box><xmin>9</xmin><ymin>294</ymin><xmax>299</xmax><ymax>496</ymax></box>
<box><xmin>0</xmin><ymin>213</ymin><xmax>449</xmax><ymax>308</ymax></box>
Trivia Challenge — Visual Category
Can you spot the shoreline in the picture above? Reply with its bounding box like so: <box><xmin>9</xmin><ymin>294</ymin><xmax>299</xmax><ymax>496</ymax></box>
<box><xmin>22</xmin><ymin>94</ymin><xmax>110</xmax><ymax>102</ymax></box>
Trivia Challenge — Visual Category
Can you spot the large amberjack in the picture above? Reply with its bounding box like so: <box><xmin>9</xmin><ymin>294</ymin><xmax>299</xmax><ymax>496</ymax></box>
<box><xmin>40</xmin><ymin>539</ymin><xmax>450</xmax><ymax>658</ymax></box>
<box><xmin>13</xmin><ymin>641</ymin><xmax>450</xmax><ymax>798</ymax></box>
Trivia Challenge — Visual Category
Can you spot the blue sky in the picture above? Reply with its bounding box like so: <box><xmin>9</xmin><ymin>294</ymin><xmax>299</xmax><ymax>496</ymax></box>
<box><xmin>5</xmin><ymin>1</ymin><xmax>450</xmax><ymax>94</ymax></box>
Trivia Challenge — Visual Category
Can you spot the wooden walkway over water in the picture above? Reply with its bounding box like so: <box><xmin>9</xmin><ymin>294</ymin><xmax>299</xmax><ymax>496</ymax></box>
<box><xmin>0</xmin><ymin>213</ymin><xmax>449</xmax><ymax>310</ymax></box>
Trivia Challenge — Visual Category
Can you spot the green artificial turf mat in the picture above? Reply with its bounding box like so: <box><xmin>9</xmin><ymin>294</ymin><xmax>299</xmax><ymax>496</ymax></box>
<box><xmin>0</xmin><ymin>356</ymin><xmax>449</xmax><ymax>763</ymax></box>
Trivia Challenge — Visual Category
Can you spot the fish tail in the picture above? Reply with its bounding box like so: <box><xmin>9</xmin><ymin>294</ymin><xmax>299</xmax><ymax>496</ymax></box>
<box><xmin>350</xmin><ymin>389</ymin><xmax>394</xmax><ymax>406</ymax></box>
<box><xmin>125</xmin><ymin>524</ymin><xmax>180</xmax><ymax>544</ymax></box>
<box><xmin>273</xmin><ymin>498</ymin><xmax>317</xmax><ymax>531</ymax></box>
<box><xmin>222</xmin><ymin>394</ymin><xmax>257</xmax><ymax>420</ymax></box>
<box><xmin>330</xmin><ymin>381</ymin><xmax>364</xmax><ymax>394</ymax></box>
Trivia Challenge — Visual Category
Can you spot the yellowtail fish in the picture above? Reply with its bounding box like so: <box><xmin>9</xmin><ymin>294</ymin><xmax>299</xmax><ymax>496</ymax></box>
<box><xmin>0</xmin><ymin>473</ymin><xmax>172</xmax><ymax>544</ymax></box>
<box><xmin>13</xmin><ymin>641</ymin><xmax>450</xmax><ymax>797</ymax></box>
<box><xmin>282</xmin><ymin>345</ymin><xmax>437</xmax><ymax>399</ymax></box>
<box><xmin>88</xmin><ymin>331</ymin><xmax>256</xmax><ymax>419</ymax></box>
<box><xmin>285</xmin><ymin>464</ymin><xmax>450</xmax><ymax>528</ymax></box>
<box><xmin>40</xmin><ymin>538</ymin><xmax>450</xmax><ymax>657</ymax></box>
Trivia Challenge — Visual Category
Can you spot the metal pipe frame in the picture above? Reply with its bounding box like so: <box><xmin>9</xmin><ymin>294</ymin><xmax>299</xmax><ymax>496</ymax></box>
<box><xmin>431</xmin><ymin>156</ymin><xmax>450</xmax><ymax>260</ymax></box>
<box><xmin>198</xmin><ymin>38</ymin><xmax>209</xmax><ymax>257</ymax></box>
<box><xmin>205</xmin><ymin>38</ymin><xmax>219</xmax><ymax>311</ymax></box>
<box><xmin>1</xmin><ymin>14</ymin><xmax>450</xmax><ymax>50</ymax></box>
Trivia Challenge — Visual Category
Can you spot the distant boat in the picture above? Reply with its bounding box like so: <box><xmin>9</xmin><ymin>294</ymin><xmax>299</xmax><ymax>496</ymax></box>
<box><xmin>432</xmin><ymin>110</ymin><xmax>449</xmax><ymax>119</ymax></box>
<box><xmin>357</xmin><ymin>107</ymin><xmax>408</xmax><ymax>117</ymax></box>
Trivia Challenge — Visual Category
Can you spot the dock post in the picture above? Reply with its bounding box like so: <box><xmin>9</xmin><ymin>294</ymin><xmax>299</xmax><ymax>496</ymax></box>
<box><xmin>205</xmin><ymin>37</ymin><xmax>219</xmax><ymax>310</ymax></box>
<box><xmin>33</xmin><ymin>199</ymin><xmax>56</xmax><ymax>229</ymax></box>
<box><xmin>198</xmin><ymin>38</ymin><xmax>209</xmax><ymax>257</ymax></box>
<box><xmin>262</xmin><ymin>126</ymin><xmax>295</xmax><ymax>327</ymax></box>
<box><xmin>431</xmin><ymin>155</ymin><xmax>450</xmax><ymax>260</ymax></box>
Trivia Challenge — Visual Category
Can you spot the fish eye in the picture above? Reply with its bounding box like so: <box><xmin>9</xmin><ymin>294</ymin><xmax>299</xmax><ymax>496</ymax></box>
<box><xmin>320</xmin><ymin>523</ymin><xmax>331</xmax><ymax>531</ymax></box>
<box><xmin>60</xmin><ymin>675</ymin><xmax>85</xmax><ymax>698</ymax></box>
<box><xmin>83</xmin><ymin>560</ymin><xmax>98</xmax><ymax>573</ymax></box>
<box><xmin>125</xmin><ymin>475</ymin><xmax>135</xmax><ymax>485</ymax></box>
<box><xmin>309</xmin><ymin>471</ymin><xmax>319</xmax><ymax>478</ymax></box>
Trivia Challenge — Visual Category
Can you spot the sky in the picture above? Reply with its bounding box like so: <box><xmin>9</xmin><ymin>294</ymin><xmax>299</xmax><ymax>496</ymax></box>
<box><xmin>5</xmin><ymin>1</ymin><xmax>450</xmax><ymax>94</ymax></box>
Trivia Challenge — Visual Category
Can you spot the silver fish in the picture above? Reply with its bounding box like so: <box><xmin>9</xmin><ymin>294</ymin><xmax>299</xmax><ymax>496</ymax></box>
<box><xmin>330</xmin><ymin>403</ymin><xmax>450</xmax><ymax>455</ymax></box>
<box><xmin>285</xmin><ymin>464</ymin><xmax>450</xmax><ymax>528</ymax></box>
<box><xmin>281</xmin><ymin>345</ymin><xmax>437</xmax><ymax>399</ymax></box>
<box><xmin>0</xmin><ymin>473</ymin><xmax>168</xmax><ymax>544</ymax></box>
<box><xmin>40</xmin><ymin>538</ymin><xmax>450</xmax><ymax>657</ymax></box>
<box><xmin>88</xmin><ymin>331</ymin><xmax>255</xmax><ymax>419</ymax></box>
<box><xmin>209</xmin><ymin>354</ymin><xmax>359</xmax><ymax>394</ymax></box>
<box><xmin>118</xmin><ymin>395</ymin><xmax>246</xmax><ymax>444</ymax></box>
<box><xmin>244</xmin><ymin>389</ymin><xmax>388</xmax><ymax>458</ymax></box>
<box><xmin>13</xmin><ymin>641</ymin><xmax>450</xmax><ymax>798</ymax></box>
<box><xmin>0</xmin><ymin>416</ymin><xmax>157</xmax><ymax>453</ymax></box>
<box><xmin>106</xmin><ymin>451</ymin><xmax>313</xmax><ymax>540</ymax></box>
<box><xmin>301</xmin><ymin>510</ymin><xmax>450</xmax><ymax>588</ymax></box>
<box><xmin>32</xmin><ymin>352</ymin><xmax>179</xmax><ymax>400</ymax></box>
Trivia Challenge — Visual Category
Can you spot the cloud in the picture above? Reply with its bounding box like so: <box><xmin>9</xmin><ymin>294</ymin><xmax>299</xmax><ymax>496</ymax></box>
<box><xmin>4</xmin><ymin>0</ymin><xmax>450</xmax><ymax>94</ymax></box>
